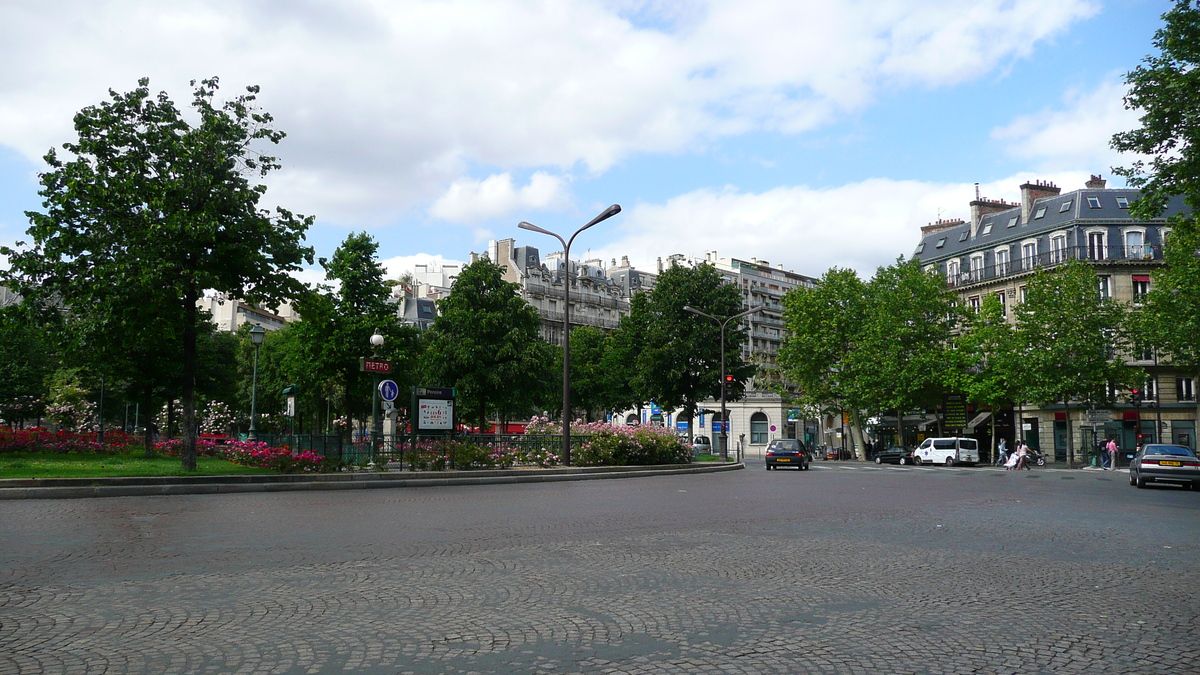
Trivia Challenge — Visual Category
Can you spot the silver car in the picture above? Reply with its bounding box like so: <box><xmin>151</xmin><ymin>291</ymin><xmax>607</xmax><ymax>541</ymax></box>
<box><xmin>1129</xmin><ymin>444</ymin><xmax>1200</xmax><ymax>490</ymax></box>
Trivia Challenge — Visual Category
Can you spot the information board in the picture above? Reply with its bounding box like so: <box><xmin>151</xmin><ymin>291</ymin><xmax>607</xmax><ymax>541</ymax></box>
<box><xmin>418</xmin><ymin>399</ymin><xmax>454</xmax><ymax>430</ymax></box>
<box><xmin>942</xmin><ymin>393</ymin><xmax>968</xmax><ymax>430</ymax></box>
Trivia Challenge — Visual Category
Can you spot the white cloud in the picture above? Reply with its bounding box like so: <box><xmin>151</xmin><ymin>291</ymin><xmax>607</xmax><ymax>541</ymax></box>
<box><xmin>991</xmin><ymin>78</ymin><xmax>1142</xmax><ymax>174</ymax></box>
<box><xmin>589</xmin><ymin>171</ymin><xmax>1105</xmax><ymax>278</ymax></box>
<box><xmin>0</xmin><ymin>0</ymin><xmax>1098</xmax><ymax>228</ymax></box>
<box><xmin>430</xmin><ymin>172</ymin><xmax>572</xmax><ymax>223</ymax></box>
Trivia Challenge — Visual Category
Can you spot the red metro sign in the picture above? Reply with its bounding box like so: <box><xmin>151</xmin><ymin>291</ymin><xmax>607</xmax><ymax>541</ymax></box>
<box><xmin>359</xmin><ymin>358</ymin><xmax>392</xmax><ymax>373</ymax></box>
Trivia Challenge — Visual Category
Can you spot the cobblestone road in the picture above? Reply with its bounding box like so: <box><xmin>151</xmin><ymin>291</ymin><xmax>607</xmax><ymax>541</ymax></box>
<box><xmin>2</xmin><ymin>463</ymin><xmax>1198</xmax><ymax>674</ymax></box>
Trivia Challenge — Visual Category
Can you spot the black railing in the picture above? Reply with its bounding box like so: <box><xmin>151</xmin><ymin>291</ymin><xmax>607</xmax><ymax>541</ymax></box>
<box><xmin>945</xmin><ymin>244</ymin><xmax>1161</xmax><ymax>288</ymax></box>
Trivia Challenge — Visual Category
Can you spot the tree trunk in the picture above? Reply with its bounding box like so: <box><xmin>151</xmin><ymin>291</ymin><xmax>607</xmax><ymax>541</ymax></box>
<box><xmin>166</xmin><ymin>400</ymin><xmax>176</xmax><ymax>440</ymax></box>
<box><xmin>1064</xmin><ymin>399</ymin><xmax>1074</xmax><ymax>468</ymax></box>
<box><xmin>142</xmin><ymin>387</ymin><xmax>155</xmax><ymax>457</ymax></box>
<box><xmin>849</xmin><ymin>409</ymin><xmax>868</xmax><ymax>461</ymax></box>
<box><xmin>181</xmin><ymin>295</ymin><xmax>199</xmax><ymax>472</ymax></box>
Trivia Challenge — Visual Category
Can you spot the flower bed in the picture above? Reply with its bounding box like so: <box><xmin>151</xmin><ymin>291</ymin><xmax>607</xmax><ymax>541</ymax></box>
<box><xmin>0</xmin><ymin>427</ymin><xmax>326</xmax><ymax>474</ymax></box>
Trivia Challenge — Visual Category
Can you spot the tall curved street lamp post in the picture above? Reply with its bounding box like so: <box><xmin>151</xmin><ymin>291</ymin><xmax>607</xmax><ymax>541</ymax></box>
<box><xmin>370</xmin><ymin>331</ymin><xmax>385</xmax><ymax>457</ymax></box>
<box><xmin>519</xmin><ymin>204</ymin><xmax>622</xmax><ymax>466</ymax></box>
<box><xmin>683</xmin><ymin>305</ymin><xmax>762</xmax><ymax>462</ymax></box>
<box><xmin>247</xmin><ymin>324</ymin><xmax>266</xmax><ymax>442</ymax></box>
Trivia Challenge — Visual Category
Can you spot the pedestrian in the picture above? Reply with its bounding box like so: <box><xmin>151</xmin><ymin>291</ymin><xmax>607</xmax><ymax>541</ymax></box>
<box><xmin>1106</xmin><ymin>437</ymin><xmax>1119</xmax><ymax>471</ymax></box>
<box><xmin>995</xmin><ymin>437</ymin><xmax>1008</xmax><ymax>467</ymax></box>
<box><xmin>1014</xmin><ymin>441</ymin><xmax>1029</xmax><ymax>471</ymax></box>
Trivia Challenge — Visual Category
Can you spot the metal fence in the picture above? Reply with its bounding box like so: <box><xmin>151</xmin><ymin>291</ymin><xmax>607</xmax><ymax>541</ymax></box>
<box><xmin>945</xmin><ymin>244</ymin><xmax>1162</xmax><ymax>288</ymax></box>
<box><xmin>243</xmin><ymin>433</ymin><xmax>345</xmax><ymax>456</ymax></box>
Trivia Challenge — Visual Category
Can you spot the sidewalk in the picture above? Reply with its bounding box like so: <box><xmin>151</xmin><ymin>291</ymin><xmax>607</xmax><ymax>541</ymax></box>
<box><xmin>0</xmin><ymin>461</ymin><xmax>744</xmax><ymax>500</ymax></box>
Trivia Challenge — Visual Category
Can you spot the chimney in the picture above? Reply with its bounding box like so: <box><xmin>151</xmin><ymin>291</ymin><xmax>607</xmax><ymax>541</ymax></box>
<box><xmin>657</xmin><ymin>256</ymin><xmax>663</xmax><ymax>273</ymax></box>
<box><xmin>970</xmin><ymin>197</ymin><xmax>1016</xmax><ymax>231</ymax></box>
<box><xmin>1019</xmin><ymin>180</ymin><xmax>1061</xmax><ymax>223</ymax></box>
<box><xmin>621</xmin><ymin>255</ymin><xmax>629</xmax><ymax>267</ymax></box>
<box><xmin>921</xmin><ymin>218</ymin><xmax>966</xmax><ymax>235</ymax></box>
<box><xmin>1086</xmin><ymin>174</ymin><xmax>1107</xmax><ymax>189</ymax></box>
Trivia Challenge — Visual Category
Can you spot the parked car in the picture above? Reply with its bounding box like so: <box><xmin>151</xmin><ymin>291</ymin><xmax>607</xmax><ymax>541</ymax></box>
<box><xmin>690</xmin><ymin>436</ymin><xmax>713</xmax><ymax>455</ymax></box>
<box><xmin>874</xmin><ymin>446</ymin><xmax>917</xmax><ymax>465</ymax></box>
<box><xmin>765</xmin><ymin>439</ymin><xmax>810</xmax><ymax>471</ymax></box>
<box><xmin>913</xmin><ymin>437</ymin><xmax>979</xmax><ymax>466</ymax></box>
<box><xmin>1129</xmin><ymin>444</ymin><xmax>1200</xmax><ymax>490</ymax></box>
<box><xmin>824</xmin><ymin>446</ymin><xmax>853</xmax><ymax>460</ymax></box>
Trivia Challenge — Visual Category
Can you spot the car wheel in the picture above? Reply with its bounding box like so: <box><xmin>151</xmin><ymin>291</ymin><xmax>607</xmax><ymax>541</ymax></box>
<box><xmin>913</xmin><ymin>457</ymin><xmax>921</xmax><ymax>465</ymax></box>
<box><xmin>945</xmin><ymin>458</ymin><xmax>955</xmax><ymax>467</ymax></box>
<box><xmin>1136</xmin><ymin>473</ymin><xmax>1147</xmax><ymax>489</ymax></box>
<box><xmin>874</xmin><ymin>457</ymin><xmax>882</xmax><ymax>465</ymax></box>
<box><xmin>1129</xmin><ymin>471</ymin><xmax>1136</xmax><ymax>486</ymax></box>
<box><xmin>765</xmin><ymin>464</ymin><xmax>772</xmax><ymax>471</ymax></box>
<box><xmin>899</xmin><ymin>457</ymin><xmax>907</xmax><ymax>466</ymax></box>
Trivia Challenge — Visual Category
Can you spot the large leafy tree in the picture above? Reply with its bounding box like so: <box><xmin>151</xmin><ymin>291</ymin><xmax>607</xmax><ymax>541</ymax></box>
<box><xmin>1112</xmin><ymin>0</ymin><xmax>1200</xmax><ymax>427</ymax></box>
<box><xmin>423</xmin><ymin>258</ymin><xmax>553</xmax><ymax>430</ymax></box>
<box><xmin>294</xmin><ymin>232</ymin><xmax>418</xmax><ymax>429</ymax></box>
<box><xmin>3</xmin><ymin>78</ymin><xmax>314</xmax><ymax>469</ymax></box>
<box><xmin>779</xmin><ymin>268</ymin><xmax>870</xmax><ymax>457</ymax></box>
<box><xmin>0</xmin><ymin>305</ymin><xmax>57</xmax><ymax>425</ymax></box>
<box><xmin>952</xmin><ymin>294</ymin><xmax>1022</xmax><ymax>457</ymax></box>
<box><xmin>1014</xmin><ymin>261</ymin><xmax>1133</xmax><ymax>465</ymax></box>
<box><xmin>633</xmin><ymin>263</ymin><xmax>751</xmax><ymax>441</ymax></box>
<box><xmin>852</xmin><ymin>258</ymin><xmax>957</xmax><ymax>447</ymax></box>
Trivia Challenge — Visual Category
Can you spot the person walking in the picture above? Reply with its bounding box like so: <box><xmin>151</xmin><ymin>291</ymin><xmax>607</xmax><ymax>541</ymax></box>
<box><xmin>1014</xmin><ymin>441</ymin><xmax>1029</xmax><ymax>471</ymax></box>
<box><xmin>995</xmin><ymin>437</ymin><xmax>1009</xmax><ymax>467</ymax></box>
<box><xmin>1106</xmin><ymin>437</ymin><xmax>1119</xmax><ymax>471</ymax></box>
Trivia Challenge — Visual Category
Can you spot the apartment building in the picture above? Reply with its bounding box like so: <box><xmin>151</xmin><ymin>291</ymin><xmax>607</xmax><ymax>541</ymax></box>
<box><xmin>913</xmin><ymin>176</ymin><xmax>1195</xmax><ymax>460</ymax></box>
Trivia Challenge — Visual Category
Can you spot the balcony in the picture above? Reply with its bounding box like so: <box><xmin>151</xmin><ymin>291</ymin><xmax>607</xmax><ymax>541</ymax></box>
<box><xmin>945</xmin><ymin>244</ymin><xmax>1162</xmax><ymax>288</ymax></box>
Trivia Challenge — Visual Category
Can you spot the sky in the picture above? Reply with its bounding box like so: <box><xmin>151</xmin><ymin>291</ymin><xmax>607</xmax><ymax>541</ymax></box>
<box><xmin>0</xmin><ymin>0</ymin><xmax>1174</xmax><ymax>286</ymax></box>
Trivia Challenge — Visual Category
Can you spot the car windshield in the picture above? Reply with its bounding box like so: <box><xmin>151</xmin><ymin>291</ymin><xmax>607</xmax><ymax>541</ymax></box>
<box><xmin>769</xmin><ymin>440</ymin><xmax>801</xmax><ymax>452</ymax></box>
<box><xmin>1145</xmin><ymin>445</ymin><xmax>1195</xmax><ymax>457</ymax></box>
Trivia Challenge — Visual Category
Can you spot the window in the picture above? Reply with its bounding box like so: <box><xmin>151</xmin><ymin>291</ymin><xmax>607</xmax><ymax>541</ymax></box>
<box><xmin>915</xmin><ymin>242</ymin><xmax>925</xmax><ymax>254</ymax></box>
<box><xmin>1050</xmin><ymin>234</ymin><xmax>1068</xmax><ymax>263</ymax></box>
<box><xmin>1060</xmin><ymin>200</ymin><xmax>1072</xmax><ymax>212</ymax></box>
<box><xmin>997</xmin><ymin>291</ymin><xmax>1007</xmax><ymax>317</ymax></box>
<box><xmin>1034</xmin><ymin>206</ymin><xmax>1047</xmax><ymax>219</ymax></box>
<box><xmin>1019</xmin><ymin>286</ymin><xmax>1028</xmax><ymax>304</ymax></box>
<box><xmin>1132</xmin><ymin>274</ymin><xmax>1150</xmax><ymax>301</ymax></box>
<box><xmin>1137</xmin><ymin>345</ymin><xmax>1154</xmax><ymax>362</ymax></box>
<box><xmin>1087</xmin><ymin>196</ymin><xmax>1101</xmax><ymax>209</ymax></box>
<box><xmin>1144</xmin><ymin>377</ymin><xmax>1158</xmax><ymax>402</ymax></box>
<box><xmin>969</xmin><ymin>254</ymin><xmax>985</xmax><ymax>282</ymax></box>
<box><xmin>750</xmin><ymin>412</ymin><xmax>769</xmax><ymax>445</ymax></box>
<box><xmin>1178</xmin><ymin>377</ymin><xmax>1196</xmax><ymax>403</ymax></box>
<box><xmin>1088</xmin><ymin>231</ymin><xmax>1106</xmax><ymax>260</ymax></box>
<box><xmin>995</xmin><ymin>248</ymin><xmax>1010</xmax><ymax>276</ymax></box>
<box><xmin>1116</xmin><ymin>196</ymin><xmax>1129</xmax><ymax>209</ymax></box>
<box><xmin>981</xmin><ymin>223</ymin><xmax>993</xmax><ymax>235</ymax></box>
<box><xmin>1098</xmin><ymin>275</ymin><xmax>1111</xmax><ymax>301</ymax></box>
<box><xmin>968</xmin><ymin>296</ymin><xmax>981</xmax><ymax>313</ymax></box>
<box><xmin>1021</xmin><ymin>242</ymin><xmax>1038</xmax><ymax>269</ymax></box>
<box><xmin>959</xmin><ymin>231</ymin><xmax>969</xmax><ymax>242</ymax></box>
<box><xmin>1125</xmin><ymin>230</ymin><xmax>1145</xmax><ymax>259</ymax></box>
<box><xmin>936</xmin><ymin>237</ymin><xmax>947</xmax><ymax>249</ymax></box>
<box><xmin>946</xmin><ymin>260</ymin><xmax>960</xmax><ymax>285</ymax></box>
<box><xmin>1007</xmin><ymin>216</ymin><xmax>1018</xmax><ymax>228</ymax></box>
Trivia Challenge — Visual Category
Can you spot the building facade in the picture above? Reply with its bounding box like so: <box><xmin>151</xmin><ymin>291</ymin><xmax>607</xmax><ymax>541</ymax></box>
<box><xmin>913</xmin><ymin>176</ymin><xmax>1195</xmax><ymax>460</ymax></box>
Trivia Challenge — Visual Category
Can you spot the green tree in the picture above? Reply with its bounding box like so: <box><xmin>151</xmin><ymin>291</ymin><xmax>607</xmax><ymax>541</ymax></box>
<box><xmin>423</xmin><ymin>258</ymin><xmax>552</xmax><ymax>431</ymax></box>
<box><xmin>2</xmin><ymin>77</ymin><xmax>314</xmax><ymax>469</ymax></box>
<box><xmin>852</xmin><ymin>258</ymin><xmax>957</xmax><ymax>449</ymax></box>
<box><xmin>779</xmin><ymin>268</ymin><xmax>870</xmax><ymax>457</ymax></box>
<box><xmin>1112</xmin><ymin>1</ymin><xmax>1200</xmax><ymax>428</ymax></box>
<box><xmin>952</xmin><ymin>294</ymin><xmax>1022</xmax><ymax>458</ymax></box>
<box><xmin>0</xmin><ymin>305</ymin><xmax>57</xmax><ymax>425</ymax></box>
<box><xmin>633</xmin><ymin>263</ymin><xmax>750</xmax><ymax>442</ymax></box>
<box><xmin>1014</xmin><ymin>261</ymin><xmax>1132</xmax><ymax>465</ymax></box>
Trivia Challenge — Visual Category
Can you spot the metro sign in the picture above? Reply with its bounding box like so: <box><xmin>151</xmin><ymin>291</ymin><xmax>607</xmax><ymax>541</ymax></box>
<box><xmin>359</xmin><ymin>358</ymin><xmax>392</xmax><ymax>373</ymax></box>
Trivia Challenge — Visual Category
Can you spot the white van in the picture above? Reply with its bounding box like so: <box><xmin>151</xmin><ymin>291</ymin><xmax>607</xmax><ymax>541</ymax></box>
<box><xmin>914</xmin><ymin>437</ymin><xmax>979</xmax><ymax>466</ymax></box>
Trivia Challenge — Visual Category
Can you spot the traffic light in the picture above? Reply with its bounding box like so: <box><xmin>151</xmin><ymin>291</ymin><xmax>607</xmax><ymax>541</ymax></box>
<box><xmin>1130</xmin><ymin>388</ymin><xmax>1143</xmax><ymax>406</ymax></box>
<box><xmin>725</xmin><ymin>375</ymin><xmax>734</xmax><ymax>384</ymax></box>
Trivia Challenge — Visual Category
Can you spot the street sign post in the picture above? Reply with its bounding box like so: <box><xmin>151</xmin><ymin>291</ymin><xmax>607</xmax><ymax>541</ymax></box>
<box><xmin>378</xmin><ymin>379</ymin><xmax>399</xmax><ymax>402</ymax></box>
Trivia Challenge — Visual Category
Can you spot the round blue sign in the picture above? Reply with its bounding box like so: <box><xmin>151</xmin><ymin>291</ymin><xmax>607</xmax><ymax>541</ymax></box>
<box><xmin>378</xmin><ymin>379</ymin><xmax>399</xmax><ymax>402</ymax></box>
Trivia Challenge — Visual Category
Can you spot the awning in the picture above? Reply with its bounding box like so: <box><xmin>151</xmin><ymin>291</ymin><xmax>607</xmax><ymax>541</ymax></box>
<box><xmin>1133</xmin><ymin>274</ymin><xmax>1150</xmax><ymax>282</ymax></box>
<box><xmin>966</xmin><ymin>411</ymin><xmax>992</xmax><ymax>431</ymax></box>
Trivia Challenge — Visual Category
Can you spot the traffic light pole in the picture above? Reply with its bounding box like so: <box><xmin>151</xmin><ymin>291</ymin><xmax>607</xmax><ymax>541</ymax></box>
<box><xmin>684</xmin><ymin>305</ymin><xmax>762</xmax><ymax>463</ymax></box>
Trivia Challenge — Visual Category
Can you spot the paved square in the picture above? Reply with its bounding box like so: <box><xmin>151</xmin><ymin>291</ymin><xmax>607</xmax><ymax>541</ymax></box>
<box><xmin>2</xmin><ymin>464</ymin><xmax>1198</xmax><ymax>673</ymax></box>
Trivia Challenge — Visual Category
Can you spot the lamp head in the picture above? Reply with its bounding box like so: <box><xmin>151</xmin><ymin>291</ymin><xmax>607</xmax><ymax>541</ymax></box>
<box><xmin>370</xmin><ymin>333</ymin><xmax>385</xmax><ymax>347</ymax></box>
<box><xmin>248</xmin><ymin>324</ymin><xmax>266</xmax><ymax>346</ymax></box>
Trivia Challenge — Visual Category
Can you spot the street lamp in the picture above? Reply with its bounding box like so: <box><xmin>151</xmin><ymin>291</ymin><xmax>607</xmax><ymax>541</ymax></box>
<box><xmin>370</xmin><ymin>331</ymin><xmax>384</xmax><ymax>457</ymax></box>
<box><xmin>519</xmin><ymin>204</ymin><xmax>622</xmax><ymax>466</ymax></box>
<box><xmin>247</xmin><ymin>324</ymin><xmax>266</xmax><ymax>442</ymax></box>
<box><xmin>683</xmin><ymin>304</ymin><xmax>763</xmax><ymax>461</ymax></box>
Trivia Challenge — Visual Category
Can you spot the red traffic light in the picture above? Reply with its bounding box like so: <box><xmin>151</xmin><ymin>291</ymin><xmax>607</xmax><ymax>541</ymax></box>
<box><xmin>724</xmin><ymin>375</ymin><xmax>734</xmax><ymax>383</ymax></box>
<box><xmin>1131</xmin><ymin>388</ymin><xmax>1140</xmax><ymax>395</ymax></box>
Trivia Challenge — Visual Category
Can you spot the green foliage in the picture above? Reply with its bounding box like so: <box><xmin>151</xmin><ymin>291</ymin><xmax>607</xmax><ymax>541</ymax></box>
<box><xmin>1014</xmin><ymin>261</ymin><xmax>1133</xmax><ymax>407</ymax></box>
<box><xmin>778</xmin><ymin>267</ymin><xmax>869</xmax><ymax>411</ymax></box>
<box><xmin>630</xmin><ymin>263</ymin><xmax>751</xmax><ymax>435</ymax></box>
<box><xmin>2</xmin><ymin>77</ymin><xmax>314</xmax><ymax>470</ymax></box>
<box><xmin>422</xmin><ymin>258</ymin><xmax>554</xmax><ymax>429</ymax></box>
<box><xmin>0</xmin><ymin>306</ymin><xmax>56</xmax><ymax>423</ymax></box>
<box><xmin>953</xmin><ymin>294</ymin><xmax>1022</xmax><ymax>408</ymax></box>
<box><xmin>1111</xmin><ymin>0</ymin><xmax>1200</xmax><ymax>217</ymax></box>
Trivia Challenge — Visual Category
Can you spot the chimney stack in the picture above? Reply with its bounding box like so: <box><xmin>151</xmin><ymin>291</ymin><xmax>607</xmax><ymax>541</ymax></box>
<box><xmin>1085</xmin><ymin>174</ymin><xmax>1107</xmax><ymax>189</ymax></box>
<box><xmin>1019</xmin><ymin>180</ymin><xmax>1061</xmax><ymax>223</ymax></box>
<box><xmin>921</xmin><ymin>218</ymin><xmax>966</xmax><ymax>235</ymax></box>
<box><xmin>969</xmin><ymin>197</ymin><xmax>1015</xmax><ymax>231</ymax></box>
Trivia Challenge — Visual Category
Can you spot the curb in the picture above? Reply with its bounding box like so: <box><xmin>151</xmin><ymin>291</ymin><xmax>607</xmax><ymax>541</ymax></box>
<box><xmin>0</xmin><ymin>462</ymin><xmax>744</xmax><ymax>500</ymax></box>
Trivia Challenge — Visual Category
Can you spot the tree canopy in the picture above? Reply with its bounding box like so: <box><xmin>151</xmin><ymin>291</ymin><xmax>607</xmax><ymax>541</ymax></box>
<box><xmin>2</xmin><ymin>77</ymin><xmax>314</xmax><ymax>469</ymax></box>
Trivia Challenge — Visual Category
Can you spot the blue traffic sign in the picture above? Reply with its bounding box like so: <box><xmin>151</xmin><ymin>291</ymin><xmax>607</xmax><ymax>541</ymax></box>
<box><xmin>378</xmin><ymin>379</ymin><xmax>399</xmax><ymax>402</ymax></box>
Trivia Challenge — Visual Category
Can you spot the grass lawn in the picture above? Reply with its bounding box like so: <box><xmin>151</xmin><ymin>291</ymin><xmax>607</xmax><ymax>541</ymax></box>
<box><xmin>0</xmin><ymin>452</ymin><xmax>278</xmax><ymax>479</ymax></box>
<box><xmin>694</xmin><ymin>453</ymin><xmax>736</xmax><ymax>462</ymax></box>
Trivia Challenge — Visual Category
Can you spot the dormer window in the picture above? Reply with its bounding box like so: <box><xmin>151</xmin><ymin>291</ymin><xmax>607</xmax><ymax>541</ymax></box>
<box><xmin>1087</xmin><ymin>196</ymin><xmax>1101</xmax><ymax>209</ymax></box>
<box><xmin>1060</xmin><ymin>201</ymin><xmax>1072</xmax><ymax>212</ymax></box>
<box><xmin>959</xmin><ymin>232</ymin><xmax>969</xmax><ymax>242</ymax></box>
<box><xmin>1116</xmin><ymin>196</ymin><xmax>1129</xmax><ymax>209</ymax></box>
<box><xmin>1006</xmin><ymin>216</ymin><xmax>1018</xmax><ymax>228</ymax></box>
<box><xmin>915</xmin><ymin>242</ymin><xmax>925</xmax><ymax>254</ymax></box>
<box><xmin>1034</xmin><ymin>206</ymin><xmax>1047</xmax><ymax>219</ymax></box>
<box><xmin>981</xmin><ymin>223</ymin><xmax>993</xmax><ymax>235</ymax></box>
<box><xmin>936</xmin><ymin>237</ymin><xmax>946</xmax><ymax>249</ymax></box>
